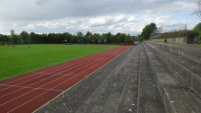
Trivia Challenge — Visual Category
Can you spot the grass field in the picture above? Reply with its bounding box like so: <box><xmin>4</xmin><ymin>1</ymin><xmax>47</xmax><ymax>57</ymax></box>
<box><xmin>0</xmin><ymin>44</ymin><xmax>116</xmax><ymax>80</ymax></box>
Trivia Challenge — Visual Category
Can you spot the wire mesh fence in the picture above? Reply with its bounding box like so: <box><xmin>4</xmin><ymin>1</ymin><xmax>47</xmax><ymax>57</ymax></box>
<box><xmin>150</xmin><ymin>24</ymin><xmax>187</xmax><ymax>39</ymax></box>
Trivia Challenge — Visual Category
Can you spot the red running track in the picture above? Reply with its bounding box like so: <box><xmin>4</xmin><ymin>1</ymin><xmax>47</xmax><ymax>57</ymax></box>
<box><xmin>0</xmin><ymin>46</ymin><xmax>130</xmax><ymax>113</ymax></box>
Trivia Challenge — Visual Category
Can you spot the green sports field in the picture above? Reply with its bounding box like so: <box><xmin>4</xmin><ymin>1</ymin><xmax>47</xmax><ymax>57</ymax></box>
<box><xmin>0</xmin><ymin>44</ymin><xmax>116</xmax><ymax>80</ymax></box>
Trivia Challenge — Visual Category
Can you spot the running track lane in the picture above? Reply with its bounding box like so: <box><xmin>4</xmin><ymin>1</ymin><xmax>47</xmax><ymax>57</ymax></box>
<box><xmin>0</xmin><ymin>46</ymin><xmax>130</xmax><ymax>113</ymax></box>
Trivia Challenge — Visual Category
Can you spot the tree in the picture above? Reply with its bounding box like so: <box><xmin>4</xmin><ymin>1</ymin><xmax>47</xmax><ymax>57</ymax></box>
<box><xmin>0</xmin><ymin>35</ymin><xmax>7</xmax><ymax>44</ymax></box>
<box><xmin>194</xmin><ymin>0</ymin><xmax>201</xmax><ymax>19</ymax></box>
<box><xmin>85</xmin><ymin>31</ymin><xmax>92</xmax><ymax>43</ymax></box>
<box><xmin>125</xmin><ymin>34</ymin><xmax>131</xmax><ymax>44</ymax></box>
<box><xmin>101</xmin><ymin>32</ymin><xmax>114</xmax><ymax>44</ymax></box>
<box><xmin>85</xmin><ymin>31</ymin><xmax>92</xmax><ymax>37</ymax></box>
<box><xmin>141</xmin><ymin>23</ymin><xmax>157</xmax><ymax>40</ymax></box>
<box><xmin>194</xmin><ymin>22</ymin><xmax>201</xmax><ymax>31</ymax></box>
<box><xmin>107</xmin><ymin>32</ymin><xmax>114</xmax><ymax>43</ymax></box>
<box><xmin>30</xmin><ymin>32</ymin><xmax>37</xmax><ymax>44</ymax></box>
<box><xmin>11</xmin><ymin>34</ymin><xmax>22</xmax><ymax>44</ymax></box>
<box><xmin>150</xmin><ymin>23</ymin><xmax>157</xmax><ymax>29</ymax></box>
<box><xmin>20</xmin><ymin>31</ymin><xmax>30</xmax><ymax>44</ymax></box>
<box><xmin>92</xmin><ymin>33</ymin><xmax>100</xmax><ymax>44</ymax></box>
<box><xmin>63</xmin><ymin>32</ymin><xmax>72</xmax><ymax>43</ymax></box>
<box><xmin>76</xmin><ymin>31</ymin><xmax>84</xmax><ymax>43</ymax></box>
<box><xmin>193</xmin><ymin>22</ymin><xmax>201</xmax><ymax>44</ymax></box>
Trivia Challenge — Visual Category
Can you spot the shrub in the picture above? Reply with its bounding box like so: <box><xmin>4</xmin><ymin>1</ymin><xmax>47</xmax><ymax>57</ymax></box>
<box><xmin>164</xmin><ymin>38</ymin><xmax>167</xmax><ymax>43</ymax></box>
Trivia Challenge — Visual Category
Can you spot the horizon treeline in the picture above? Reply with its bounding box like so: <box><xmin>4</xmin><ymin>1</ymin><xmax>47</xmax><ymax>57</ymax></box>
<box><xmin>0</xmin><ymin>31</ymin><xmax>135</xmax><ymax>45</ymax></box>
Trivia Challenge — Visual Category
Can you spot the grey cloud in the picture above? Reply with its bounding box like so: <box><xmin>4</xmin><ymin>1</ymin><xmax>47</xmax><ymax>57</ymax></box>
<box><xmin>0</xmin><ymin>0</ymin><xmax>198</xmax><ymax>35</ymax></box>
<box><xmin>34</xmin><ymin>0</ymin><xmax>51</xmax><ymax>6</ymax></box>
<box><xmin>0</xmin><ymin>0</ymin><xmax>194</xmax><ymax>20</ymax></box>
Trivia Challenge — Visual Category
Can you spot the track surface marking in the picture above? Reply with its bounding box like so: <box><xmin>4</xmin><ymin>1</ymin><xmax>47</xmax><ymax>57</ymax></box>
<box><xmin>0</xmin><ymin>46</ymin><xmax>130</xmax><ymax>113</ymax></box>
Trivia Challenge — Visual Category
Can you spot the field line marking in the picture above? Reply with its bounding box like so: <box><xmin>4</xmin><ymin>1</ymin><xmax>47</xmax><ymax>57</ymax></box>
<box><xmin>0</xmin><ymin>58</ymin><xmax>91</xmax><ymax>92</ymax></box>
<box><xmin>1</xmin><ymin>46</ymin><xmax>131</xmax><ymax>112</ymax></box>
<box><xmin>0</xmin><ymin>58</ymin><xmax>86</xmax><ymax>85</ymax></box>
<box><xmin>0</xmin><ymin>57</ymin><xmax>104</xmax><ymax>104</ymax></box>
<box><xmin>0</xmin><ymin>59</ymin><xmax>96</xmax><ymax>99</ymax></box>
<box><xmin>6</xmin><ymin>56</ymin><xmax>113</xmax><ymax>112</ymax></box>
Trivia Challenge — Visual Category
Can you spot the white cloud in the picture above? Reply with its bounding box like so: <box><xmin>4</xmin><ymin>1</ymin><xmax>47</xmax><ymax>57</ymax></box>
<box><xmin>114</xmin><ymin>14</ymin><xmax>125</xmax><ymax>22</ymax></box>
<box><xmin>127</xmin><ymin>15</ymin><xmax>136</xmax><ymax>22</ymax></box>
<box><xmin>0</xmin><ymin>0</ymin><xmax>199</xmax><ymax>35</ymax></box>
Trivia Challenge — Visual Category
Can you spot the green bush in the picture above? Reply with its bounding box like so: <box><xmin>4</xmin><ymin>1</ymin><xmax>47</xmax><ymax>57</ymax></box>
<box><xmin>164</xmin><ymin>38</ymin><xmax>167</xmax><ymax>43</ymax></box>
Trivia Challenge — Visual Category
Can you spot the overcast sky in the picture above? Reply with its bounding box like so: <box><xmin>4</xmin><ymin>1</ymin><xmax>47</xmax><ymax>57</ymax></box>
<box><xmin>0</xmin><ymin>0</ymin><xmax>199</xmax><ymax>35</ymax></box>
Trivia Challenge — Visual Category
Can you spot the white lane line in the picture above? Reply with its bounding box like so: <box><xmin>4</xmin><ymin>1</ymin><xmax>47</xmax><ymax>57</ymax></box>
<box><xmin>0</xmin><ymin>57</ymin><xmax>104</xmax><ymax>105</ymax></box>
<box><xmin>0</xmin><ymin>58</ymin><xmax>86</xmax><ymax>86</ymax></box>
<box><xmin>1</xmin><ymin>46</ymin><xmax>130</xmax><ymax>112</ymax></box>
<box><xmin>6</xmin><ymin>57</ymin><xmax>111</xmax><ymax>113</ymax></box>
<box><xmin>0</xmin><ymin>58</ymin><xmax>91</xmax><ymax>92</ymax></box>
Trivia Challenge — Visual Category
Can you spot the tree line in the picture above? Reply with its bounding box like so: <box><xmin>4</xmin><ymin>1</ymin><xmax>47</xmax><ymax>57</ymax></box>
<box><xmin>0</xmin><ymin>31</ymin><xmax>134</xmax><ymax>45</ymax></box>
<box><xmin>0</xmin><ymin>22</ymin><xmax>160</xmax><ymax>45</ymax></box>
